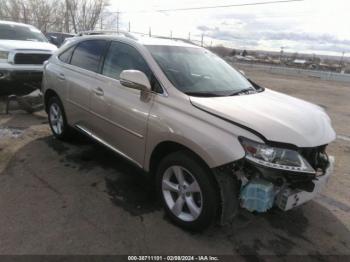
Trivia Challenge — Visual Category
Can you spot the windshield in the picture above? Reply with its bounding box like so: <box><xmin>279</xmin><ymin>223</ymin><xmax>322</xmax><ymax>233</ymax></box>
<box><xmin>146</xmin><ymin>45</ymin><xmax>254</xmax><ymax>97</ymax></box>
<box><xmin>0</xmin><ymin>24</ymin><xmax>47</xmax><ymax>42</ymax></box>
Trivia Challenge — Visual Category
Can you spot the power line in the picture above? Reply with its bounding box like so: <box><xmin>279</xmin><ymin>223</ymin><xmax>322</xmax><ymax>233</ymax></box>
<box><xmin>157</xmin><ymin>0</ymin><xmax>304</xmax><ymax>12</ymax></box>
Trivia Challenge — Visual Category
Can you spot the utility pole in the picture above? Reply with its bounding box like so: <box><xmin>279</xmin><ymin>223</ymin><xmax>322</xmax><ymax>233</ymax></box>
<box><xmin>116</xmin><ymin>11</ymin><xmax>120</xmax><ymax>33</ymax></box>
<box><xmin>280</xmin><ymin>46</ymin><xmax>284</xmax><ymax>65</ymax></box>
<box><xmin>340</xmin><ymin>51</ymin><xmax>345</xmax><ymax>66</ymax></box>
<box><xmin>100</xmin><ymin>16</ymin><xmax>103</xmax><ymax>30</ymax></box>
<box><xmin>149</xmin><ymin>27</ymin><xmax>151</xmax><ymax>37</ymax></box>
<box><xmin>22</xmin><ymin>3</ymin><xmax>28</xmax><ymax>24</ymax></box>
<box><xmin>128</xmin><ymin>21</ymin><xmax>131</xmax><ymax>32</ymax></box>
<box><xmin>188</xmin><ymin>32</ymin><xmax>191</xmax><ymax>40</ymax></box>
<box><xmin>64</xmin><ymin>0</ymin><xmax>70</xmax><ymax>33</ymax></box>
<box><xmin>170</xmin><ymin>30</ymin><xmax>172</xmax><ymax>39</ymax></box>
<box><xmin>201</xmin><ymin>34</ymin><xmax>204</xmax><ymax>47</ymax></box>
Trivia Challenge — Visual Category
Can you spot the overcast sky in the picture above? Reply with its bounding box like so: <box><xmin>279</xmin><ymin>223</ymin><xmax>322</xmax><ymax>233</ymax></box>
<box><xmin>107</xmin><ymin>0</ymin><xmax>350</xmax><ymax>56</ymax></box>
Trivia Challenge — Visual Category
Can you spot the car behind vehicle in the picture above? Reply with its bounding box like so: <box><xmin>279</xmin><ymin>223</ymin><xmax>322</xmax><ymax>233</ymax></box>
<box><xmin>42</xmin><ymin>34</ymin><xmax>336</xmax><ymax>231</ymax></box>
<box><xmin>0</xmin><ymin>20</ymin><xmax>57</xmax><ymax>95</ymax></box>
<box><xmin>46</xmin><ymin>32</ymin><xmax>75</xmax><ymax>47</ymax></box>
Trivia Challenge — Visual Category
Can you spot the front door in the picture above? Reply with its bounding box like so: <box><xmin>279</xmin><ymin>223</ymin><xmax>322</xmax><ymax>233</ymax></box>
<box><xmin>90</xmin><ymin>41</ymin><xmax>156</xmax><ymax>167</ymax></box>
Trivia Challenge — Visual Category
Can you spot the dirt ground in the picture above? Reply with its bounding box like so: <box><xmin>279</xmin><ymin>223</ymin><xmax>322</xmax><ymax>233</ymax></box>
<box><xmin>0</xmin><ymin>68</ymin><xmax>349</xmax><ymax>257</ymax></box>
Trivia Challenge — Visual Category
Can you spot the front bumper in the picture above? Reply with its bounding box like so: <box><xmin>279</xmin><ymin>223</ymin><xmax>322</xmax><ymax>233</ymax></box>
<box><xmin>213</xmin><ymin>155</ymin><xmax>334</xmax><ymax>225</ymax></box>
<box><xmin>0</xmin><ymin>67</ymin><xmax>44</xmax><ymax>95</ymax></box>
<box><xmin>239</xmin><ymin>155</ymin><xmax>334</xmax><ymax>213</ymax></box>
<box><xmin>275</xmin><ymin>156</ymin><xmax>334</xmax><ymax>210</ymax></box>
<box><xmin>0</xmin><ymin>68</ymin><xmax>43</xmax><ymax>82</ymax></box>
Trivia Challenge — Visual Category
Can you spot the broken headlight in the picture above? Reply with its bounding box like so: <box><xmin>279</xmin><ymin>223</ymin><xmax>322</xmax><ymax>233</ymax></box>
<box><xmin>240</xmin><ymin>137</ymin><xmax>315</xmax><ymax>174</ymax></box>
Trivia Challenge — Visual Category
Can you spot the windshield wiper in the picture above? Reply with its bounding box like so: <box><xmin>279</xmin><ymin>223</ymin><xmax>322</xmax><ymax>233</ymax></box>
<box><xmin>184</xmin><ymin>91</ymin><xmax>224</xmax><ymax>97</ymax></box>
<box><xmin>229</xmin><ymin>88</ymin><xmax>256</xmax><ymax>96</ymax></box>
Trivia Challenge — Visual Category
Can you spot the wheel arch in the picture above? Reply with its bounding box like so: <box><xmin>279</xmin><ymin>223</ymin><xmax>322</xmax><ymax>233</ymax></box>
<box><xmin>147</xmin><ymin>140</ymin><xmax>215</xmax><ymax>178</ymax></box>
<box><xmin>44</xmin><ymin>89</ymin><xmax>59</xmax><ymax>113</ymax></box>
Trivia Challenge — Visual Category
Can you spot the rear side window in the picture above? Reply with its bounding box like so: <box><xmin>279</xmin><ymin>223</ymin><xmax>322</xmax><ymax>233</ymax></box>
<box><xmin>58</xmin><ymin>46</ymin><xmax>75</xmax><ymax>63</ymax></box>
<box><xmin>70</xmin><ymin>40</ymin><xmax>107</xmax><ymax>72</ymax></box>
<box><xmin>102</xmin><ymin>41</ymin><xmax>152</xmax><ymax>80</ymax></box>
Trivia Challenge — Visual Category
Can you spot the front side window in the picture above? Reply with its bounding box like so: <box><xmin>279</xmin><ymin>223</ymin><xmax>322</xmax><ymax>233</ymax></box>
<box><xmin>102</xmin><ymin>41</ymin><xmax>152</xmax><ymax>81</ymax></box>
<box><xmin>0</xmin><ymin>23</ymin><xmax>47</xmax><ymax>42</ymax></box>
<box><xmin>70</xmin><ymin>40</ymin><xmax>107</xmax><ymax>72</ymax></box>
<box><xmin>146</xmin><ymin>45</ymin><xmax>255</xmax><ymax>97</ymax></box>
<box><xmin>58</xmin><ymin>46</ymin><xmax>75</xmax><ymax>64</ymax></box>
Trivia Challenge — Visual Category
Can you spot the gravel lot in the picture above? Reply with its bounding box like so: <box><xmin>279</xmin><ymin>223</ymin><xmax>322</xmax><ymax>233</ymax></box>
<box><xmin>0</xmin><ymin>68</ymin><xmax>349</xmax><ymax>257</ymax></box>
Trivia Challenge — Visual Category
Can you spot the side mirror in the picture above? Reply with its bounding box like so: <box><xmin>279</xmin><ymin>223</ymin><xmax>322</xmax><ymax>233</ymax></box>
<box><xmin>120</xmin><ymin>70</ymin><xmax>151</xmax><ymax>92</ymax></box>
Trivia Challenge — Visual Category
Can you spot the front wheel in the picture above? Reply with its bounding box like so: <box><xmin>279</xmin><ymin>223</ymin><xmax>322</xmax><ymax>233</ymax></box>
<box><xmin>156</xmin><ymin>151</ymin><xmax>219</xmax><ymax>231</ymax></box>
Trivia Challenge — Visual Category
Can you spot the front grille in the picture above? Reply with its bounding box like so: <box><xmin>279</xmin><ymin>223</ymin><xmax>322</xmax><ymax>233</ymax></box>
<box><xmin>14</xmin><ymin>53</ymin><xmax>51</xmax><ymax>65</ymax></box>
<box><xmin>299</xmin><ymin>145</ymin><xmax>329</xmax><ymax>172</ymax></box>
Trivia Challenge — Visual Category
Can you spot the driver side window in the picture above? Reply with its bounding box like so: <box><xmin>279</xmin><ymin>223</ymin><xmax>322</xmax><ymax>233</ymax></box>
<box><xmin>102</xmin><ymin>41</ymin><xmax>162</xmax><ymax>93</ymax></box>
<box><xmin>103</xmin><ymin>42</ymin><xmax>149</xmax><ymax>79</ymax></box>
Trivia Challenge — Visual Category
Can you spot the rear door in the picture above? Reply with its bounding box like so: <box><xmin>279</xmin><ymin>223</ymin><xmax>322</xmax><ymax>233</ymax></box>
<box><xmin>64</xmin><ymin>40</ymin><xmax>108</xmax><ymax>130</ymax></box>
<box><xmin>45</xmin><ymin>45</ymin><xmax>75</xmax><ymax>106</ymax></box>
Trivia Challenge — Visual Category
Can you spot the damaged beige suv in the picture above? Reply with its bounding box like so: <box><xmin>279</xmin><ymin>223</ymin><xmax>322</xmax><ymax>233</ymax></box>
<box><xmin>42</xmin><ymin>34</ymin><xmax>336</xmax><ymax>231</ymax></box>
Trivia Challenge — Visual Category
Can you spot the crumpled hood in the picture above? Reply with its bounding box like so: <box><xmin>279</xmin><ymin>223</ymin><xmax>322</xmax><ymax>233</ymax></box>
<box><xmin>190</xmin><ymin>89</ymin><xmax>336</xmax><ymax>147</ymax></box>
<box><xmin>0</xmin><ymin>40</ymin><xmax>57</xmax><ymax>52</ymax></box>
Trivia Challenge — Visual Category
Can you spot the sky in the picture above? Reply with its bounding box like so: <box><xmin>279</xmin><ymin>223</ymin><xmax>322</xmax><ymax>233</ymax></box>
<box><xmin>106</xmin><ymin>0</ymin><xmax>350</xmax><ymax>56</ymax></box>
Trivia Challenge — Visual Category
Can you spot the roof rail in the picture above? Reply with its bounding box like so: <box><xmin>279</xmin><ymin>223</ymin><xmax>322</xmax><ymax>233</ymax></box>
<box><xmin>76</xmin><ymin>30</ymin><xmax>138</xmax><ymax>40</ymax></box>
<box><xmin>148</xmin><ymin>35</ymin><xmax>200</xmax><ymax>46</ymax></box>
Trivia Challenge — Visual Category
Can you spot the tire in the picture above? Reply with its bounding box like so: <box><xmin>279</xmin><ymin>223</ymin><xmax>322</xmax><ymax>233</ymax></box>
<box><xmin>156</xmin><ymin>151</ymin><xmax>219</xmax><ymax>231</ymax></box>
<box><xmin>47</xmin><ymin>96</ymin><xmax>73</xmax><ymax>141</ymax></box>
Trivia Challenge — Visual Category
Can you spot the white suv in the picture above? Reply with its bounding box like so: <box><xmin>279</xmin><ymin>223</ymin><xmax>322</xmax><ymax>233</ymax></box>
<box><xmin>42</xmin><ymin>34</ymin><xmax>336</xmax><ymax>231</ymax></box>
<box><xmin>0</xmin><ymin>20</ymin><xmax>57</xmax><ymax>94</ymax></box>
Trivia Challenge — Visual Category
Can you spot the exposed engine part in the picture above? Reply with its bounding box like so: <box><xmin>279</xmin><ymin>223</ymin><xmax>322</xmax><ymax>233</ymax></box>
<box><xmin>276</xmin><ymin>156</ymin><xmax>334</xmax><ymax>210</ymax></box>
<box><xmin>299</xmin><ymin>145</ymin><xmax>329</xmax><ymax>172</ymax></box>
<box><xmin>240</xmin><ymin>179</ymin><xmax>275</xmax><ymax>212</ymax></box>
<box><xmin>236</xmin><ymin>170</ymin><xmax>249</xmax><ymax>187</ymax></box>
<box><xmin>242</xmin><ymin>160</ymin><xmax>316</xmax><ymax>192</ymax></box>
<box><xmin>213</xmin><ymin>153</ymin><xmax>333</xmax><ymax>218</ymax></box>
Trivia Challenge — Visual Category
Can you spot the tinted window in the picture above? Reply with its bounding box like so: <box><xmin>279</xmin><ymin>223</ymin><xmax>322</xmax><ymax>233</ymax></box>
<box><xmin>71</xmin><ymin>40</ymin><xmax>107</xmax><ymax>72</ymax></box>
<box><xmin>102</xmin><ymin>42</ymin><xmax>152</xmax><ymax>81</ymax></box>
<box><xmin>59</xmin><ymin>46</ymin><xmax>75</xmax><ymax>63</ymax></box>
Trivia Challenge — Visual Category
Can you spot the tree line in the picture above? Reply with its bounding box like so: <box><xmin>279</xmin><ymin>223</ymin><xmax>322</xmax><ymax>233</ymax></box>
<box><xmin>0</xmin><ymin>0</ymin><xmax>110</xmax><ymax>33</ymax></box>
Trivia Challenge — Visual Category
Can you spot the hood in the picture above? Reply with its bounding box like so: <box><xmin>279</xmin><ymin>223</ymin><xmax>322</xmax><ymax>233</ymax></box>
<box><xmin>190</xmin><ymin>89</ymin><xmax>336</xmax><ymax>148</ymax></box>
<box><xmin>0</xmin><ymin>40</ymin><xmax>57</xmax><ymax>52</ymax></box>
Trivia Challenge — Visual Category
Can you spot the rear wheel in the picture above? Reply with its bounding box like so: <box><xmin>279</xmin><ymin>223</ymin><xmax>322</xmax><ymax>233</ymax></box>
<box><xmin>48</xmin><ymin>96</ymin><xmax>73</xmax><ymax>141</ymax></box>
<box><xmin>156</xmin><ymin>151</ymin><xmax>219</xmax><ymax>231</ymax></box>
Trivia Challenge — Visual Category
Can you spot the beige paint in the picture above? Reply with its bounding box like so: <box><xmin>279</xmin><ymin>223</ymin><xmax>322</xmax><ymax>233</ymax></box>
<box><xmin>42</xmin><ymin>35</ymin><xmax>335</xmax><ymax>172</ymax></box>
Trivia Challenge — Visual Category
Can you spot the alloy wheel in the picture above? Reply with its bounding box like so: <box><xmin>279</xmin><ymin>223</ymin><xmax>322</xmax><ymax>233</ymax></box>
<box><xmin>49</xmin><ymin>102</ymin><xmax>64</xmax><ymax>135</ymax></box>
<box><xmin>162</xmin><ymin>165</ymin><xmax>203</xmax><ymax>222</ymax></box>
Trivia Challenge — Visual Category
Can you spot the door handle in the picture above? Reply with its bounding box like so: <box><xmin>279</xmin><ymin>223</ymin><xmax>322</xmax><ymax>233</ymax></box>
<box><xmin>94</xmin><ymin>87</ymin><xmax>104</xmax><ymax>96</ymax></box>
<box><xmin>57</xmin><ymin>73</ymin><xmax>65</xmax><ymax>81</ymax></box>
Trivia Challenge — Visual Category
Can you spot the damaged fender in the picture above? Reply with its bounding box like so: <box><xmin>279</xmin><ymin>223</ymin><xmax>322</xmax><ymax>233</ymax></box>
<box><xmin>212</xmin><ymin>164</ymin><xmax>240</xmax><ymax>225</ymax></box>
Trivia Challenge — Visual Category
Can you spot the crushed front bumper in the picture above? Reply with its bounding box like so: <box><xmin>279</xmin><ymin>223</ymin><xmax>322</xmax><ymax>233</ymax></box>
<box><xmin>213</xmin><ymin>156</ymin><xmax>335</xmax><ymax>225</ymax></box>
<box><xmin>0</xmin><ymin>69</ymin><xmax>43</xmax><ymax>82</ymax></box>
<box><xmin>275</xmin><ymin>156</ymin><xmax>334</xmax><ymax>210</ymax></box>
<box><xmin>0</xmin><ymin>66</ymin><xmax>44</xmax><ymax>95</ymax></box>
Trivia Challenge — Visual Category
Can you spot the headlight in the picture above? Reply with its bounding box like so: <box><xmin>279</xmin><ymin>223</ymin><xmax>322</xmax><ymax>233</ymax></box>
<box><xmin>240</xmin><ymin>137</ymin><xmax>315</xmax><ymax>174</ymax></box>
<box><xmin>0</xmin><ymin>51</ymin><xmax>9</xmax><ymax>62</ymax></box>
